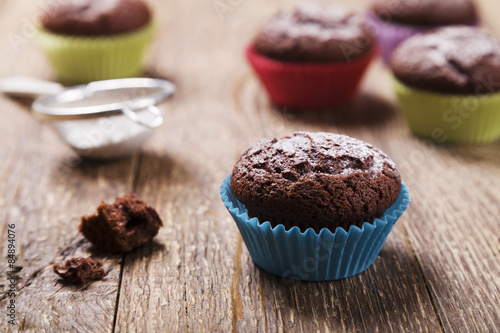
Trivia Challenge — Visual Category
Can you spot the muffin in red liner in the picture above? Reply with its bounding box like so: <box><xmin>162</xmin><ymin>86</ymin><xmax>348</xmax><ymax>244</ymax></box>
<box><xmin>247</xmin><ymin>3</ymin><xmax>376</xmax><ymax>109</ymax></box>
<box><xmin>246</xmin><ymin>45</ymin><xmax>377</xmax><ymax>108</ymax></box>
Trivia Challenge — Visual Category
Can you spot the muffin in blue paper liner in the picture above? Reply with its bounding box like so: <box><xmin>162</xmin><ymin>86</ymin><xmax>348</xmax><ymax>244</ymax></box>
<box><xmin>220</xmin><ymin>175</ymin><xmax>410</xmax><ymax>281</ymax></box>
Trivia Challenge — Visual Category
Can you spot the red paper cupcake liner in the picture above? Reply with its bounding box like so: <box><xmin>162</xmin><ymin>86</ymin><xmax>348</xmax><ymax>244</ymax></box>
<box><xmin>246</xmin><ymin>45</ymin><xmax>377</xmax><ymax>108</ymax></box>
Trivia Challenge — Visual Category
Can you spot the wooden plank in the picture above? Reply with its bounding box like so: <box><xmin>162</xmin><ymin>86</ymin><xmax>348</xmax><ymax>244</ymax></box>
<box><xmin>391</xmin><ymin>140</ymin><xmax>500</xmax><ymax>333</ymax></box>
<box><xmin>0</xmin><ymin>105</ymin><xmax>133</xmax><ymax>330</ymax></box>
<box><xmin>114</xmin><ymin>0</ymin><xmax>441</xmax><ymax>332</ymax></box>
<box><xmin>393</xmin><ymin>1</ymin><xmax>500</xmax><ymax>331</ymax></box>
<box><xmin>0</xmin><ymin>2</ymin><xmax>132</xmax><ymax>332</ymax></box>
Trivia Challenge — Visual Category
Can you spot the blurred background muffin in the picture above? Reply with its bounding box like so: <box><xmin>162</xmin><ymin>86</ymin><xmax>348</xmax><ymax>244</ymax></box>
<box><xmin>36</xmin><ymin>0</ymin><xmax>155</xmax><ymax>83</ymax></box>
<box><xmin>366</xmin><ymin>0</ymin><xmax>478</xmax><ymax>63</ymax></box>
<box><xmin>391</xmin><ymin>26</ymin><xmax>500</xmax><ymax>143</ymax></box>
<box><xmin>246</xmin><ymin>2</ymin><xmax>377</xmax><ymax>108</ymax></box>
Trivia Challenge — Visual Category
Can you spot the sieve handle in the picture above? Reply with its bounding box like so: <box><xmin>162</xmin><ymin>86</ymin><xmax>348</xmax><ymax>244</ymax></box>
<box><xmin>0</xmin><ymin>76</ymin><xmax>64</xmax><ymax>98</ymax></box>
<box><xmin>121</xmin><ymin>105</ymin><xmax>164</xmax><ymax>129</ymax></box>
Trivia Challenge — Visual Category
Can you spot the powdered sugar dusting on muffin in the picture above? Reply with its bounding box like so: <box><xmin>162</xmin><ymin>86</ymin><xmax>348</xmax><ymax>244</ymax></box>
<box><xmin>391</xmin><ymin>26</ymin><xmax>500</xmax><ymax>94</ymax></box>
<box><xmin>261</xmin><ymin>3</ymin><xmax>364</xmax><ymax>40</ymax></box>
<box><xmin>246</xmin><ymin>131</ymin><xmax>396</xmax><ymax>179</ymax></box>
<box><xmin>230</xmin><ymin>131</ymin><xmax>402</xmax><ymax>230</ymax></box>
<box><xmin>254</xmin><ymin>2</ymin><xmax>374</xmax><ymax>62</ymax></box>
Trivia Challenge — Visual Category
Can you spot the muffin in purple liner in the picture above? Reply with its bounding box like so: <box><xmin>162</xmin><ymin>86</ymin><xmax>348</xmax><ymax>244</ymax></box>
<box><xmin>366</xmin><ymin>0</ymin><xmax>478</xmax><ymax>63</ymax></box>
<box><xmin>221</xmin><ymin>132</ymin><xmax>410</xmax><ymax>281</ymax></box>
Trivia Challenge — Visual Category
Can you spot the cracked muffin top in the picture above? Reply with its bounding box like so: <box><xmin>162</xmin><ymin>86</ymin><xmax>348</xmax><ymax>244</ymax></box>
<box><xmin>41</xmin><ymin>0</ymin><xmax>151</xmax><ymax>36</ymax></box>
<box><xmin>391</xmin><ymin>26</ymin><xmax>500</xmax><ymax>95</ymax></box>
<box><xmin>253</xmin><ymin>2</ymin><xmax>374</xmax><ymax>63</ymax></box>
<box><xmin>372</xmin><ymin>0</ymin><xmax>477</xmax><ymax>27</ymax></box>
<box><xmin>230</xmin><ymin>132</ymin><xmax>401</xmax><ymax>232</ymax></box>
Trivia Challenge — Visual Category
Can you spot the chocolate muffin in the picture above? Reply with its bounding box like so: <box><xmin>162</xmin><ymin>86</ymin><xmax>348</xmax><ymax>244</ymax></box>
<box><xmin>372</xmin><ymin>0</ymin><xmax>477</xmax><ymax>26</ymax></box>
<box><xmin>391</xmin><ymin>26</ymin><xmax>500</xmax><ymax>95</ymax></box>
<box><xmin>80</xmin><ymin>192</ymin><xmax>163</xmax><ymax>253</ymax></box>
<box><xmin>230</xmin><ymin>132</ymin><xmax>401</xmax><ymax>232</ymax></box>
<box><xmin>41</xmin><ymin>0</ymin><xmax>151</xmax><ymax>36</ymax></box>
<box><xmin>254</xmin><ymin>3</ymin><xmax>374</xmax><ymax>62</ymax></box>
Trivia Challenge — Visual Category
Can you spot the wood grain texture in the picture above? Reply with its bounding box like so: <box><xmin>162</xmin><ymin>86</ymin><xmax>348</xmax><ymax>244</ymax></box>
<box><xmin>0</xmin><ymin>0</ymin><xmax>499</xmax><ymax>332</ymax></box>
<box><xmin>0</xmin><ymin>4</ymin><xmax>130</xmax><ymax>332</ymax></box>
<box><xmin>115</xmin><ymin>0</ymin><xmax>440</xmax><ymax>332</ymax></box>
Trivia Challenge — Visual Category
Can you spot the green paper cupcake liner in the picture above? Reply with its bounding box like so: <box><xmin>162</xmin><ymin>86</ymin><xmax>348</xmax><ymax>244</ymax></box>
<box><xmin>36</xmin><ymin>21</ymin><xmax>155</xmax><ymax>84</ymax></box>
<box><xmin>393</xmin><ymin>78</ymin><xmax>500</xmax><ymax>144</ymax></box>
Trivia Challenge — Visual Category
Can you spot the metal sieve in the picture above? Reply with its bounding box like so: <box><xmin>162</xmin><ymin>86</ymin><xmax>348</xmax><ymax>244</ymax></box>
<box><xmin>0</xmin><ymin>76</ymin><xmax>175</xmax><ymax>159</ymax></box>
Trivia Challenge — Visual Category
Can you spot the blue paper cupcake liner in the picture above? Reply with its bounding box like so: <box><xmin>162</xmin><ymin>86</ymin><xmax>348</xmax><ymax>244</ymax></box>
<box><xmin>220</xmin><ymin>175</ymin><xmax>410</xmax><ymax>281</ymax></box>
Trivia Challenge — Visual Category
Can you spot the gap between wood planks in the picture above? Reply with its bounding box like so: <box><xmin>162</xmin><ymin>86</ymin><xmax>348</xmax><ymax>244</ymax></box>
<box><xmin>404</xmin><ymin>228</ymin><xmax>445</xmax><ymax>333</ymax></box>
<box><xmin>111</xmin><ymin>151</ymin><xmax>143</xmax><ymax>333</ymax></box>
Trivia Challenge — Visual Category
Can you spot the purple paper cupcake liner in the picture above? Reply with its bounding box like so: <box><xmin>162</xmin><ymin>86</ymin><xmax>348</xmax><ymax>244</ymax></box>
<box><xmin>220</xmin><ymin>175</ymin><xmax>410</xmax><ymax>281</ymax></box>
<box><xmin>365</xmin><ymin>11</ymin><xmax>479</xmax><ymax>64</ymax></box>
<box><xmin>365</xmin><ymin>11</ymin><xmax>427</xmax><ymax>64</ymax></box>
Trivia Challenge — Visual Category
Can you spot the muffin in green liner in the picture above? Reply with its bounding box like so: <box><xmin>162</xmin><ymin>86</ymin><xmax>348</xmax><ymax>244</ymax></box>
<box><xmin>36</xmin><ymin>0</ymin><xmax>155</xmax><ymax>83</ymax></box>
<box><xmin>391</xmin><ymin>26</ymin><xmax>500</xmax><ymax>144</ymax></box>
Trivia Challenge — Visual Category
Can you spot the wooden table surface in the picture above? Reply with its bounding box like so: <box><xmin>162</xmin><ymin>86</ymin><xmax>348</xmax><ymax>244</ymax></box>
<box><xmin>1</xmin><ymin>0</ymin><xmax>499</xmax><ymax>332</ymax></box>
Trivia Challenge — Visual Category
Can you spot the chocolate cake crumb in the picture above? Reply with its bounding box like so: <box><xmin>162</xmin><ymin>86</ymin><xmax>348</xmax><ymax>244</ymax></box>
<box><xmin>80</xmin><ymin>193</ymin><xmax>163</xmax><ymax>254</ymax></box>
<box><xmin>53</xmin><ymin>257</ymin><xmax>106</xmax><ymax>285</ymax></box>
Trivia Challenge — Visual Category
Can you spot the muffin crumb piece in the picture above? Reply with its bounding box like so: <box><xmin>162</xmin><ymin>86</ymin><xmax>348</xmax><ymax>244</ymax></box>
<box><xmin>53</xmin><ymin>257</ymin><xmax>106</xmax><ymax>285</ymax></box>
<box><xmin>80</xmin><ymin>193</ymin><xmax>163</xmax><ymax>253</ymax></box>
